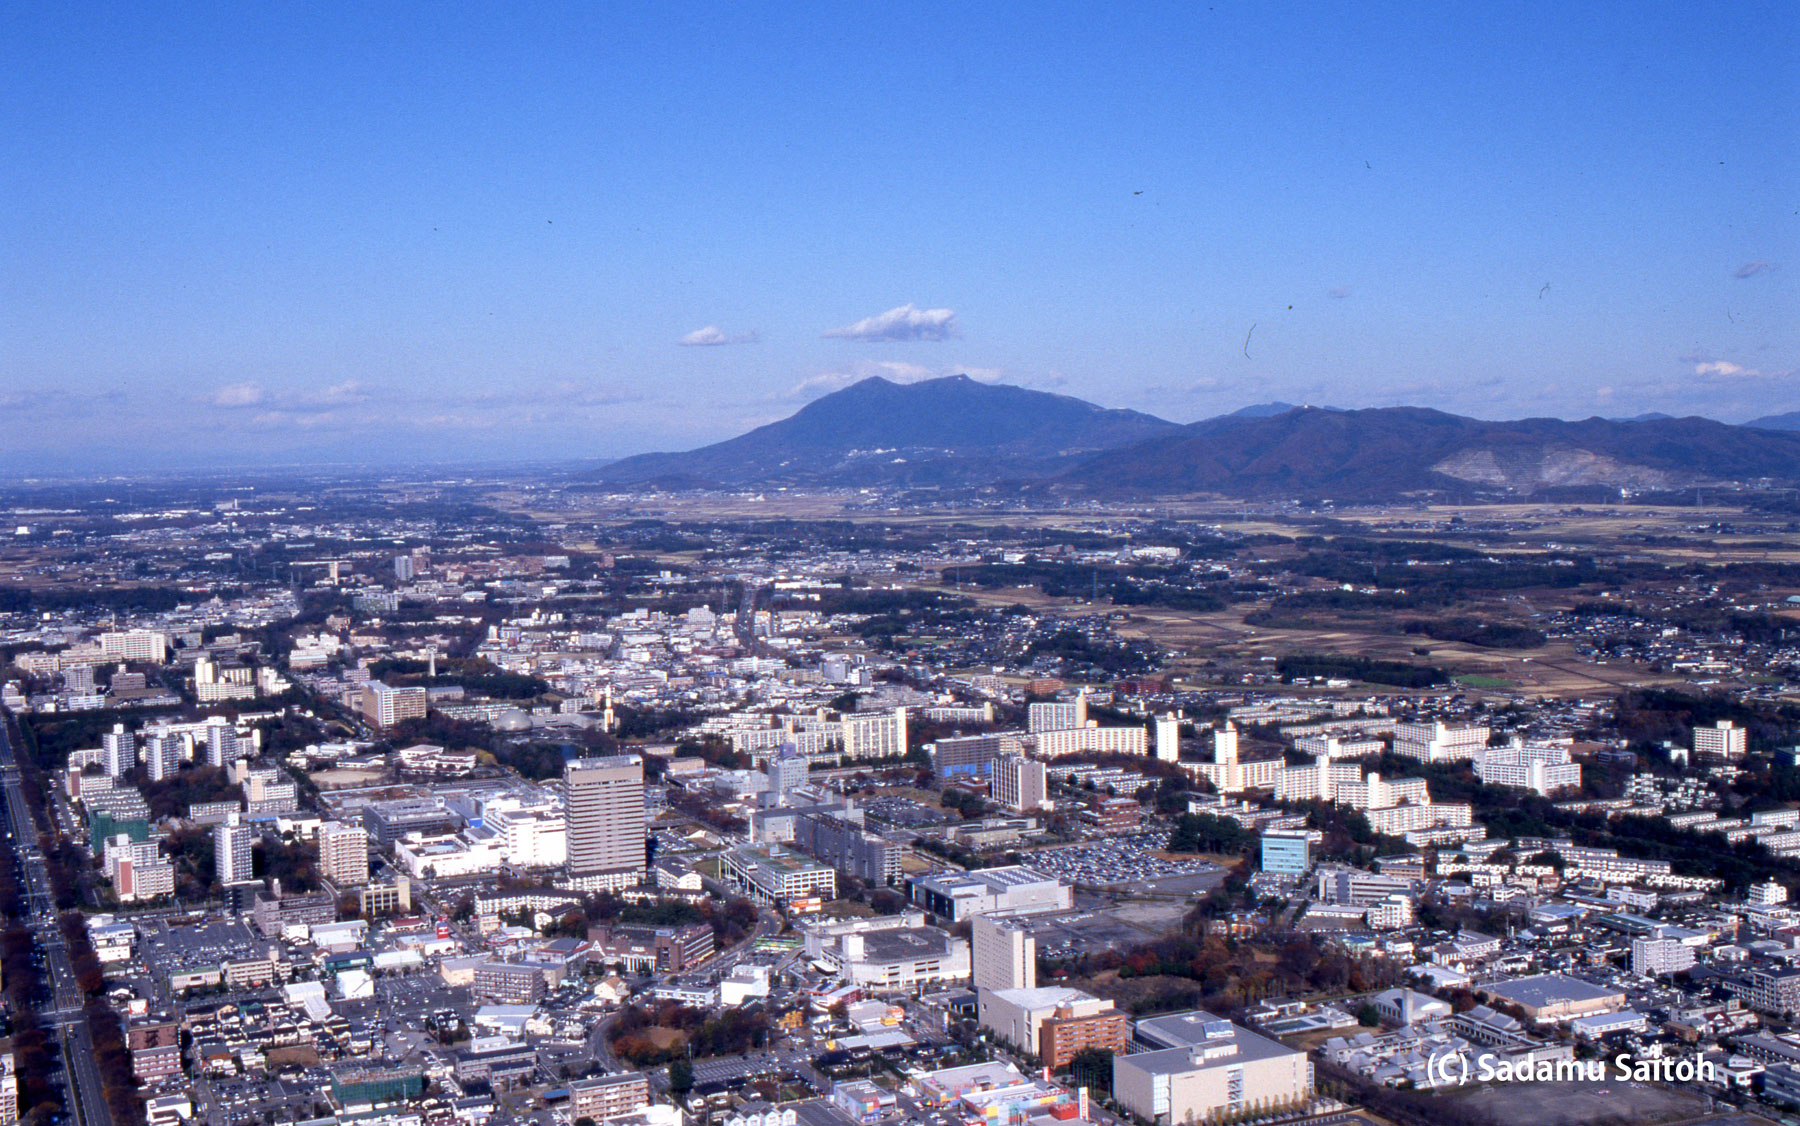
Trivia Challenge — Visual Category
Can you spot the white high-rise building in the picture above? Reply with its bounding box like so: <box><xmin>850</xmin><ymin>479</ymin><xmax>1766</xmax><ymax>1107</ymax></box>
<box><xmin>145</xmin><ymin>733</ymin><xmax>180</xmax><ymax>782</ymax></box>
<box><xmin>565</xmin><ymin>755</ymin><xmax>645</xmax><ymax>889</ymax></box>
<box><xmin>972</xmin><ymin>913</ymin><xmax>1036</xmax><ymax>993</ymax></box>
<box><xmin>214</xmin><ymin>813</ymin><xmax>254</xmax><ymax>885</ymax></box>
<box><xmin>840</xmin><ymin>707</ymin><xmax>909</xmax><ymax>761</ymax></box>
<box><xmin>318</xmin><ymin>821</ymin><xmax>370</xmax><ymax>886</ymax></box>
<box><xmin>1155</xmin><ymin>714</ymin><xmax>1181</xmax><ymax>762</ymax></box>
<box><xmin>98</xmin><ymin>629</ymin><xmax>168</xmax><ymax>663</ymax></box>
<box><xmin>1395</xmin><ymin>721</ymin><xmax>1489</xmax><ymax>763</ymax></box>
<box><xmin>1694</xmin><ymin>720</ymin><xmax>1747</xmax><ymax>760</ymax></box>
<box><xmin>205</xmin><ymin>720</ymin><xmax>239</xmax><ymax>768</ymax></box>
<box><xmin>1027</xmin><ymin>691</ymin><xmax>1087</xmax><ymax>733</ymax></box>
<box><xmin>993</xmin><ymin>755</ymin><xmax>1048</xmax><ymax>812</ymax></box>
<box><xmin>101</xmin><ymin>725</ymin><xmax>135</xmax><ymax>778</ymax></box>
<box><xmin>1474</xmin><ymin>740</ymin><xmax>1582</xmax><ymax>796</ymax></box>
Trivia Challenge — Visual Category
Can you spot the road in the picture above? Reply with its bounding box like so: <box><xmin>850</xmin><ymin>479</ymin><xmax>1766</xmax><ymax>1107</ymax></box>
<box><xmin>0</xmin><ymin>716</ymin><xmax>113</xmax><ymax>1126</ymax></box>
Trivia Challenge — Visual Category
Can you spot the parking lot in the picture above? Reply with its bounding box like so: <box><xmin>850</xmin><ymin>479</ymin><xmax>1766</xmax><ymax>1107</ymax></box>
<box><xmin>1024</xmin><ymin>831</ymin><xmax>1221</xmax><ymax>888</ymax></box>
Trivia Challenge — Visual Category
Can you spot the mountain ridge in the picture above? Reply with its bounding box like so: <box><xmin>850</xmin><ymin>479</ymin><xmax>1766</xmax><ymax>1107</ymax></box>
<box><xmin>591</xmin><ymin>377</ymin><xmax>1800</xmax><ymax>497</ymax></box>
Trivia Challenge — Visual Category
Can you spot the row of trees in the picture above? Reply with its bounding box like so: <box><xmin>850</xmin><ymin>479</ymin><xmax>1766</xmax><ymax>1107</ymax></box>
<box><xmin>60</xmin><ymin>912</ymin><xmax>144</xmax><ymax>1126</ymax></box>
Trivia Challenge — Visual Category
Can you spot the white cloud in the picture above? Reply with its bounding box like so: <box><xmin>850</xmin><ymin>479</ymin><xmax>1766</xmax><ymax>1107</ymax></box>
<box><xmin>786</xmin><ymin>360</ymin><xmax>934</xmax><ymax>400</ymax></box>
<box><xmin>822</xmin><ymin>303</ymin><xmax>959</xmax><ymax>342</ymax></box>
<box><xmin>679</xmin><ymin>325</ymin><xmax>759</xmax><ymax>346</ymax></box>
<box><xmin>210</xmin><ymin>382</ymin><xmax>266</xmax><ymax>408</ymax></box>
<box><xmin>1734</xmin><ymin>260</ymin><xmax>1775</xmax><ymax>279</ymax></box>
<box><xmin>308</xmin><ymin>380</ymin><xmax>369</xmax><ymax>407</ymax></box>
<box><xmin>1695</xmin><ymin>360</ymin><xmax>1764</xmax><ymax>378</ymax></box>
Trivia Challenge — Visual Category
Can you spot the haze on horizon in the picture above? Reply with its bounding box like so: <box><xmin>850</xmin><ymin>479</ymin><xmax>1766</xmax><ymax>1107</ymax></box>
<box><xmin>2</xmin><ymin>3</ymin><xmax>1795</xmax><ymax>473</ymax></box>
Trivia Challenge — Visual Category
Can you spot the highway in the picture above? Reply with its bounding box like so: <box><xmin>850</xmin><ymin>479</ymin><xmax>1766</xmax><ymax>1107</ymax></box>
<box><xmin>0</xmin><ymin>718</ymin><xmax>113</xmax><ymax>1126</ymax></box>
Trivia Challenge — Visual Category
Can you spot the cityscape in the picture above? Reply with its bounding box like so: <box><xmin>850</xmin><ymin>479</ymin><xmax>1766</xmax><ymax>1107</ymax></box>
<box><xmin>2</xmin><ymin>7</ymin><xmax>1796</xmax><ymax>1126</ymax></box>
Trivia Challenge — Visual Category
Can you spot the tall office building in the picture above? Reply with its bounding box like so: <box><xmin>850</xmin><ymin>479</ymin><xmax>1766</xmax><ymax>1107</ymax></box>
<box><xmin>993</xmin><ymin>754</ymin><xmax>1047</xmax><ymax>812</ymax></box>
<box><xmin>318</xmin><ymin>821</ymin><xmax>370</xmax><ymax>887</ymax></box>
<box><xmin>972</xmin><ymin>913</ymin><xmax>1036</xmax><ymax>992</ymax></box>
<box><xmin>394</xmin><ymin>554</ymin><xmax>415</xmax><ymax>582</ymax></box>
<box><xmin>102</xmin><ymin>725</ymin><xmax>135</xmax><ymax>778</ymax></box>
<box><xmin>565</xmin><ymin>755</ymin><xmax>645</xmax><ymax>890</ymax></box>
<box><xmin>214</xmin><ymin>813</ymin><xmax>254</xmax><ymax>885</ymax></box>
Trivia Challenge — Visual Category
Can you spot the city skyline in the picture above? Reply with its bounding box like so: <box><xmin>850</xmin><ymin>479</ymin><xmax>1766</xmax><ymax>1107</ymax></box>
<box><xmin>3</xmin><ymin>3</ymin><xmax>1795</xmax><ymax>472</ymax></box>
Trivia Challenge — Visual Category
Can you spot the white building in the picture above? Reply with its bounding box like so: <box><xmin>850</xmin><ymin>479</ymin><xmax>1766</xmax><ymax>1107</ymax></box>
<box><xmin>1474</xmin><ymin>739</ymin><xmax>1582</xmax><ymax>795</ymax></box>
<box><xmin>1695</xmin><ymin>720</ymin><xmax>1747</xmax><ymax>760</ymax></box>
<box><xmin>1395</xmin><ymin>721</ymin><xmax>1489</xmax><ymax>763</ymax></box>
<box><xmin>1632</xmin><ymin>934</ymin><xmax>1698</xmax><ymax>978</ymax></box>
<box><xmin>840</xmin><ymin>707</ymin><xmax>909</xmax><ymax>761</ymax></box>
<box><xmin>803</xmin><ymin>912</ymin><xmax>969</xmax><ymax>993</ymax></box>
<box><xmin>214</xmin><ymin>813</ymin><xmax>253</xmax><ymax>885</ymax></box>
<box><xmin>1028</xmin><ymin>694</ymin><xmax>1087</xmax><ymax>734</ymax></box>
<box><xmin>318</xmin><ymin>821</ymin><xmax>370</xmax><ymax>887</ymax></box>
<box><xmin>1113</xmin><ymin>1011</ymin><xmax>1313</xmax><ymax>1126</ymax></box>
<box><xmin>993</xmin><ymin>755</ymin><xmax>1048</xmax><ymax>812</ymax></box>
<box><xmin>971</xmin><ymin>913</ymin><xmax>1036</xmax><ymax>993</ymax></box>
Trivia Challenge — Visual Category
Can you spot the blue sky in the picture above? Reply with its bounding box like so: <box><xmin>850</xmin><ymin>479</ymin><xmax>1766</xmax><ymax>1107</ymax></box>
<box><xmin>2</xmin><ymin>3</ymin><xmax>1794</xmax><ymax>471</ymax></box>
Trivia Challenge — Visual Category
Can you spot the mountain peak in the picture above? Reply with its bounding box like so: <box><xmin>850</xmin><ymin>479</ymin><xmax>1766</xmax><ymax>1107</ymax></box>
<box><xmin>596</xmin><ymin>378</ymin><xmax>1181</xmax><ymax>486</ymax></box>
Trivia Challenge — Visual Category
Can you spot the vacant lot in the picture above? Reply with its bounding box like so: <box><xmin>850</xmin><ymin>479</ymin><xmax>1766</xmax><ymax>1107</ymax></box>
<box><xmin>1449</xmin><ymin>1078</ymin><xmax>1710</xmax><ymax>1126</ymax></box>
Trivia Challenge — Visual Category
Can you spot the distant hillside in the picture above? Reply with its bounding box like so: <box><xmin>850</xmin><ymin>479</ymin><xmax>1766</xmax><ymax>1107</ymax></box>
<box><xmin>1748</xmin><ymin>411</ymin><xmax>1800</xmax><ymax>431</ymax></box>
<box><xmin>594</xmin><ymin>375</ymin><xmax>1181</xmax><ymax>486</ymax></box>
<box><xmin>1054</xmin><ymin>406</ymin><xmax>1800</xmax><ymax>499</ymax></box>
<box><xmin>1224</xmin><ymin>401</ymin><xmax>1307</xmax><ymax>418</ymax></box>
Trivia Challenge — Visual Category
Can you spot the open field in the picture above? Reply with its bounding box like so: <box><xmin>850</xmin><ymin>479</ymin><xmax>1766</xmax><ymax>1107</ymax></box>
<box><xmin>1447</xmin><ymin>1078</ymin><xmax>1715</xmax><ymax>1126</ymax></box>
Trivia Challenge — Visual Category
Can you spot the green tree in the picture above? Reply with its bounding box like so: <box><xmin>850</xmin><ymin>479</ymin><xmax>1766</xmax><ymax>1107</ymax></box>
<box><xmin>668</xmin><ymin>1057</ymin><xmax>694</xmax><ymax>1095</ymax></box>
<box><xmin>1067</xmin><ymin>1047</ymin><xmax>1113</xmax><ymax>1096</ymax></box>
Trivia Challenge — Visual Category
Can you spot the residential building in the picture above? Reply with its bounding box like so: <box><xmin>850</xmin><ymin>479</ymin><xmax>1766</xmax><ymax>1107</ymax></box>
<box><xmin>840</xmin><ymin>707</ymin><xmax>909</xmax><ymax>761</ymax></box>
<box><xmin>1695</xmin><ymin>720</ymin><xmax>1747</xmax><ymax>760</ymax></box>
<box><xmin>359</xmin><ymin>681</ymin><xmax>428</xmax><ymax>729</ymax></box>
<box><xmin>569</xmin><ymin>1072</ymin><xmax>650</xmax><ymax>1124</ymax></box>
<box><xmin>993</xmin><ymin>754</ymin><xmax>1047</xmax><ymax>812</ymax></box>
<box><xmin>214</xmin><ymin>813</ymin><xmax>253</xmax><ymax>885</ymax></box>
<box><xmin>101</xmin><ymin>724</ymin><xmax>136</xmax><ymax>778</ymax></box>
<box><xmin>1632</xmin><ymin>935</ymin><xmax>1697</xmax><ymax>978</ymax></box>
<box><xmin>318</xmin><ymin>821</ymin><xmax>370</xmax><ymax>887</ymax></box>
<box><xmin>1394</xmin><ymin>721</ymin><xmax>1489</xmax><ymax>763</ymax></box>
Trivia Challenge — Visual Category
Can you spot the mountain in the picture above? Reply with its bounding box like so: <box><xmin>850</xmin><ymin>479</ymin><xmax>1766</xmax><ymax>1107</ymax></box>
<box><xmin>594</xmin><ymin>375</ymin><xmax>1181</xmax><ymax>487</ymax></box>
<box><xmin>1748</xmin><ymin>411</ymin><xmax>1800</xmax><ymax>431</ymax></box>
<box><xmin>1224</xmin><ymin>401</ymin><xmax>1305</xmax><ymax>418</ymax></box>
<box><xmin>1054</xmin><ymin>406</ymin><xmax>1800</xmax><ymax>499</ymax></box>
<box><xmin>1609</xmin><ymin>411</ymin><xmax>1676</xmax><ymax>422</ymax></box>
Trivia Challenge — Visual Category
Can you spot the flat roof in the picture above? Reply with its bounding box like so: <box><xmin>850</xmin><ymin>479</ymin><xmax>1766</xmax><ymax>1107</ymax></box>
<box><xmin>1122</xmin><ymin>1011</ymin><xmax>1298</xmax><ymax>1077</ymax></box>
<box><xmin>1486</xmin><ymin>973</ymin><xmax>1625</xmax><ymax>1009</ymax></box>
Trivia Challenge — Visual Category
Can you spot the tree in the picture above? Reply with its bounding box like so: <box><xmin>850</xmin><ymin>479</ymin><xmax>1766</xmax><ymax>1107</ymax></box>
<box><xmin>1067</xmin><ymin>1047</ymin><xmax>1113</xmax><ymax>1096</ymax></box>
<box><xmin>668</xmin><ymin>1057</ymin><xmax>694</xmax><ymax>1096</ymax></box>
<box><xmin>1356</xmin><ymin>1002</ymin><xmax>1380</xmax><ymax>1027</ymax></box>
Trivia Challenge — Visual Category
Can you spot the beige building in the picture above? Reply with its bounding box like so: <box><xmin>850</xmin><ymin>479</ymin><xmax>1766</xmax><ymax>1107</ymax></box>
<box><xmin>971</xmin><ymin>913</ymin><xmax>1035</xmax><ymax>993</ymax></box>
<box><xmin>318</xmin><ymin>821</ymin><xmax>370</xmax><ymax>887</ymax></box>
<box><xmin>993</xmin><ymin>754</ymin><xmax>1047</xmax><ymax>812</ymax></box>
<box><xmin>565</xmin><ymin>755</ymin><xmax>645</xmax><ymax>889</ymax></box>
<box><xmin>1113</xmin><ymin>1011</ymin><xmax>1311</xmax><ymax>1125</ymax></box>
<box><xmin>360</xmin><ymin>681</ymin><xmax>428</xmax><ymax>729</ymax></box>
